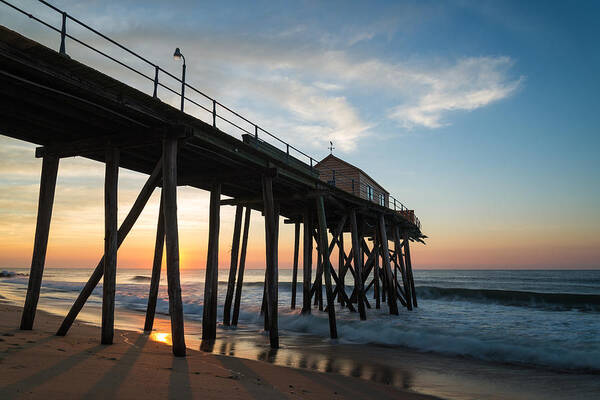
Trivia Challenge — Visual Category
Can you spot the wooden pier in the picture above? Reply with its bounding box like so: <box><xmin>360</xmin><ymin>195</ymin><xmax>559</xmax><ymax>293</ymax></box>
<box><xmin>0</xmin><ymin>12</ymin><xmax>425</xmax><ymax>356</ymax></box>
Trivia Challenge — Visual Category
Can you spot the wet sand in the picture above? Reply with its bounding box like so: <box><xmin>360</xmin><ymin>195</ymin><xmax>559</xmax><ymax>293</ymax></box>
<box><xmin>0</xmin><ymin>303</ymin><xmax>437</xmax><ymax>399</ymax></box>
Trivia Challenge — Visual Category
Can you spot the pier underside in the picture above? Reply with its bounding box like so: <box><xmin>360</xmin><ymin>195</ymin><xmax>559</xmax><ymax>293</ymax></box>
<box><xmin>0</xmin><ymin>25</ymin><xmax>425</xmax><ymax>354</ymax></box>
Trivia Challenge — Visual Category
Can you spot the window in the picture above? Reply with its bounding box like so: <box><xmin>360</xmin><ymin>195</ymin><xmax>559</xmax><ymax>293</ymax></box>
<box><xmin>327</xmin><ymin>170</ymin><xmax>336</xmax><ymax>186</ymax></box>
<box><xmin>379</xmin><ymin>193</ymin><xmax>385</xmax><ymax>206</ymax></box>
<box><xmin>366</xmin><ymin>185</ymin><xmax>374</xmax><ymax>201</ymax></box>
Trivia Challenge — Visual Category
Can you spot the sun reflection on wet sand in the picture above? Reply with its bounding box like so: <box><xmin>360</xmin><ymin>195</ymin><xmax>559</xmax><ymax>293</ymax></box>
<box><xmin>150</xmin><ymin>332</ymin><xmax>172</xmax><ymax>345</ymax></box>
<box><xmin>196</xmin><ymin>333</ymin><xmax>416</xmax><ymax>390</ymax></box>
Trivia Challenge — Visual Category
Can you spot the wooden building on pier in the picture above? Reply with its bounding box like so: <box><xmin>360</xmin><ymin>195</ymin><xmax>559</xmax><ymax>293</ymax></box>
<box><xmin>315</xmin><ymin>154</ymin><xmax>389</xmax><ymax>207</ymax></box>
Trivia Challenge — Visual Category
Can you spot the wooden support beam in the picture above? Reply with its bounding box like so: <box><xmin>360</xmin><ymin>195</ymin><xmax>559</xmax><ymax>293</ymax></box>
<box><xmin>223</xmin><ymin>205</ymin><xmax>243</xmax><ymax>326</ymax></box>
<box><xmin>291</xmin><ymin>221</ymin><xmax>300</xmax><ymax>309</ymax></box>
<box><xmin>350</xmin><ymin>210</ymin><xmax>367</xmax><ymax>320</ymax></box>
<box><xmin>163</xmin><ymin>138</ymin><xmax>186</xmax><ymax>356</ymax></box>
<box><xmin>309</xmin><ymin>215</ymin><xmax>347</xmax><ymax>296</ymax></box>
<box><xmin>231</xmin><ymin>207</ymin><xmax>251</xmax><ymax>326</ymax></box>
<box><xmin>373</xmin><ymin>233</ymin><xmax>381</xmax><ymax>309</ymax></box>
<box><xmin>220</xmin><ymin>189</ymin><xmax>329</xmax><ymax>207</ymax></box>
<box><xmin>261</xmin><ymin>268</ymin><xmax>268</xmax><ymax>328</ymax></box>
<box><xmin>395</xmin><ymin>286</ymin><xmax>408</xmax><ymax>308</ymax></box>
<box><xmin>308</xmin><ymin>217</ymin><xmax>356</xmax><ymax>313</ymax></box>
<box><xmin>378</xmin><ymin>214</ymin><xmax>399</xmax><ymax>315</ymax></box>
<box><xmin>262</xmin><ymin>175</ymin><xmax>279</xmax><ymax>348</ymax></box>
<box><xmin>183</xmin><ymin>167</ymin><xmax>277</xmax><ymax>189</ymax></box>
<box><xmin>261</xmin><ymin>203</ymin><xmax>281</xmax><ymax>326</ymax></box>
<box><xmin>262</xmin><ymin>203</ymin><xmax>278</xmax><ymax>326</ymax></box>
<box><xmin>301</xmin><ymin>209</ymin><xmax>313</xmax><ymax>315</ymax></box>
<box><xmin>338</xmin><ymin>233</ymin><xmax>345</xmax><ymax>305</ymax></box>
<box><xmin>361</xmin><ymin>238</ymin><xmax>373</xmax><ymax>261</ymax></box>
<box><xmin>36</xmin><ymin>132</ymin><xmax>155</xmax><ymax>159</ymax></box>
<box><xmin>144</xmin><ymin>193</ymin><xmax>165</xmax><ymax>331</ymax></box>
<box><xmin>101</xmin><ymin>147</ymin><xmax>119</xmax><ymax>345</ymax></box>
<box><xmin>203</xmin><ymin>184</ymin><xmax>221</xmax><ymax>341</ymax></box>
<box><xmin>20</xmin><ymin>155</ymin><xmax>59</xmax><ymax>330</ymax></box>
<box><xmin>35</xmin><ymin>126</ymin><xmax>192</xmax><ymax>159</ymax></box>
<box><xmin>327</xmin><ymin>262</ymin><xmax>356</xmax><ymax>312</ymax></box>
<box><xmin>403</xmin><ymin>231</ymin><xmax>418</xmax><ymax>308</ymax></box>
<box><xmin>315</xmin><ymin>196</ymin><xmax>337</xmax><ymax>339</ymax></box>
<box><xmin>313</xmin><ymin>231</ymin><xmax>324</xmax><ymax>311</ymax></box>
<box><xmin>393</xmin><ymin>226</ymin><xmax>412</xmax><ymax>310</ymax></box>
<box><xmin>56</xmin><ymin>159</ymin><xmax>162</xmax><ymax>337</ymax></box>
<box><xmin>393</xmin><ymin>250</ymin><xmax>399</xmax><ymax>295</ymax></box>
<box><xmin>348</xmin><ymin>244</ymin><xmax>378</xmax><ymax>304</ymax></box>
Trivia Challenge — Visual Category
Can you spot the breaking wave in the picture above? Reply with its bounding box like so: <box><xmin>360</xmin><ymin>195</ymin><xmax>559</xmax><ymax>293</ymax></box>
<box><xmin>130</xmin><ymin>275</ymin><xmax>152</xmax><ymax>282</ymax></box>
<box><xmin>417</xmin><ymin>286</ymin><xmax>600</xmax><ymax>311</ymax></box>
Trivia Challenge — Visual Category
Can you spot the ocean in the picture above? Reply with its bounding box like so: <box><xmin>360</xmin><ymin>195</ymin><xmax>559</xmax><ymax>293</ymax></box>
<box><xmin>1</xmin><ymin>268</ymin><xmax>599</xmax><ymax>399</ymax></box>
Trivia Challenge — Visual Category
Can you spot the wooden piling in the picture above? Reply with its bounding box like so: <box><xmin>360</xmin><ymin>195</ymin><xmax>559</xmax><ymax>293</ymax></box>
<box><xmin>291</xmin><ymin>221</ymin><xmax>300</xmax><ymax>309</ymax></box>
<box><xmin>101</xmin><ymin>147</ymin><xmax>119</xmax><ymax>345</ymax></box>
<box><xmin>349</xmin><ymin>210</ymin><xmax>367</xmax><ymax>320</ymax></box>
<box><xmin>394</xmin><ymin>226</ymin><xmax>412</xmax><ymax>310</ymax></box>
<box><xmin>20</xmin><ymin>155</ymin><xmax>59</xmax><ymax>330</ymax></box>
<box><xmin>378</xmin><ymin>214</ymin><xmax>399</xmax><ymax>315</ymax></box>
<box><xmin>316</xmin><ymin>249</ymin><xmax>323</xmax><ymax>311</ymax></box>
<box><xmin>163</xmin><ymin>138</ymin><xmax>186</xmax><ymax>357</ymax></box>
<box><xmin>203</xmin><ymin>184</ymin><xmax>221</xmax><ymax>342</ymax></box>
<box><xmin>231</xmin><ymin>207</ymin><xmax>251</xmax><ymax>326</ymax></box>
<box><xmin>338</xmin><ymin>233</ymin><xmax>345</xmax><ymax>306</ymax></box>
<box><xmin>56</xmin><ymin>160</ymin><xmax>162</xmax><ymax>336</ymax></box>
<box><xmin>301</xmin><ymin>209</ymin><xmax>312</xmax><ymax>315</ymax></box>
<box><xmin>373</xmin><ymin>234</ymin><xmax>381</xmax><ymax>309</ymax></box>
<box><xmin>144</xmin><ymin>193</ymin><xmax>165</xmax><ymax>332</ymax></box>
<box><xmin>315</xmin><ymin>196</ymin><xmax>337</xmax><ymax>339</ymax></box>
<box><xmin>223</xmin><ymin>205</ymin><xmax>243</xmax><ymax>326</ymax></box>
<box><xmin>403</xmin><ymin>232</ymin><xmax>418</xmax><ymax>307</ymax></box>
<box><xmin>262</xmin><ymin>175</ymin><xmax>279</xmax><ymax>348</ymax></box>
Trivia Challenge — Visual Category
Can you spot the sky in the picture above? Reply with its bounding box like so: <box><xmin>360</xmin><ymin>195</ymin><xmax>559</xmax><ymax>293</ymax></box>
<box><xmin>0</xmin><ymin>0</ymin><xmax>598</xmax><ymax>269</ymax></box>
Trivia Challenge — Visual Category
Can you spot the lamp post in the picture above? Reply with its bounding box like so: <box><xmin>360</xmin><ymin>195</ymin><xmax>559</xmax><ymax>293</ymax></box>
<box><xmin>173</xmin><ymin>47</ymin><xmax>186</xmax><ymax>112</ymax></box>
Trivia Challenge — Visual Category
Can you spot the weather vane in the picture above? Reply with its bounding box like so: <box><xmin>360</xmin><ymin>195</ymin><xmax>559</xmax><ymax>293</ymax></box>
<box><xmin>328</xmin><ymin>141</ymin><xmax>335</xmax><ymax>154</ymax></box>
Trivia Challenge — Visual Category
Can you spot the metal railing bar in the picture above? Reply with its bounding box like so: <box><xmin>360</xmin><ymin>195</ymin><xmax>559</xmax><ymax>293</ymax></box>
<box><xmin>156</xmin><ymin>81</ymin><xmax>181</xmax><ymax>97</ymax></box>
<box><xmin>39</xmin><ymin>0</ymin><xmax>158</xmax><ymax>69</ymax></box>
<box><xmin>214</xmin><ymin>100</ymin><xmax>256</xmax><ymax>127</ymax></box>
<box><xmin>216</xmin><ymin>115</ymin><xmax>253</xmax><ymax>136</ymax></box>
<box><xmin>0</xmin><ymin>0</ymin><xmax>61</xmax><ymax>34</ymax></box>
<box><xmin>181</xmin><ymin>96</ymin><xmax>213</xmax><ymax>115</ymax></box>
<box><xmin>65</xmin><ymin>33</ymin><xmax>154</xmax><ymax>82</ymax></box>
<box><xmin>181</xmin><ymin>79</ymin><xmax>213</xmax><ymax>103</ymax></box>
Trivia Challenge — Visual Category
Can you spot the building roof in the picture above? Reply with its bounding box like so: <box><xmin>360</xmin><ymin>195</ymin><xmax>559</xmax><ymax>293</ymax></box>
<box><xmin>314</xmin><ymin>154</ymin><xmax>389</xmax><ymax>194</ymax></box>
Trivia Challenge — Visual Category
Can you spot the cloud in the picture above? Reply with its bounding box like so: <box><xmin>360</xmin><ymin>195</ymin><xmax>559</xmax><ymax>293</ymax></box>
<box><xmin>387</xmin><ymin>57</ymin><xmax>524</xmax><ymax>129</ymax></box>
<box><xmin>219</xmin><ymin>76</ymin><xmax>370</xmax><ymax>152</ymax></box>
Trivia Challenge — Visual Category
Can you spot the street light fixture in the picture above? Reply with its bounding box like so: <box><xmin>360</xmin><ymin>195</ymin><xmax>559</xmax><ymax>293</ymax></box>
<box><xmin>173</xmin><ymin>47</ymin><xmax>186</xmax><ymax>111</ymax></box>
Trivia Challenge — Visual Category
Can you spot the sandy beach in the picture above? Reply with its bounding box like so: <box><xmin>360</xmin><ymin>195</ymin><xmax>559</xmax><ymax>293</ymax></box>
<box><xmin>0</xmin><ymin>303</ymin><xmax>437</xmax><ymax>399</ymax></box>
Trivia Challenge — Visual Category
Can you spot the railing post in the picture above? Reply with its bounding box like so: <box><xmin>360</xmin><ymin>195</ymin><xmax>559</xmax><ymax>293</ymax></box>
<box><xmin>152</xmin><ymin>66</ymin><xmax>159</xmax><ymax>98</ymax></box>
<box><xmin>393</xmin><ymin>198</ymin><xmax>396</xmax><ymax>210</ymax></box>
<box><xmin>212</xmin><ymin>100</ymin><xmax>216</xmax><ymax>127</ymax></box>
<box><xmin>59</xmin><ymin>12</ymin><xmax>67</xmax><ymax>55</ymax></box>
